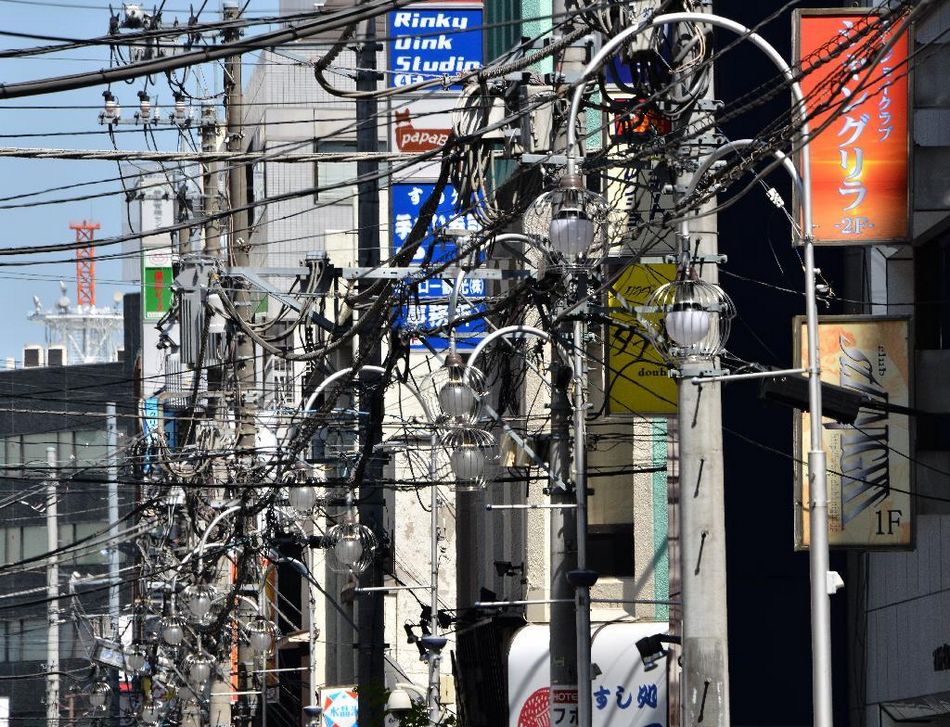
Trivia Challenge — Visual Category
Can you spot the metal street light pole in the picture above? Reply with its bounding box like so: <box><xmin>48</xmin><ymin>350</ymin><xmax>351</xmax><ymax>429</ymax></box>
<box><xmin>46</xmin><ymin>445</ymin><xmax>60</xmax><ymax>727</ymax></box>
<box><xmin>564</xmin><ymin>12</ymin><xmax>834</xmax><ymax>727</ymax></box>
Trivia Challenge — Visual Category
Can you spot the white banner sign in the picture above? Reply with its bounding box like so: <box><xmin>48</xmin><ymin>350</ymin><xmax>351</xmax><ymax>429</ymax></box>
<box><xmin>508</xmin><ymin>623</ymin><xmax>669</xmax><ymax>727</ymax></box>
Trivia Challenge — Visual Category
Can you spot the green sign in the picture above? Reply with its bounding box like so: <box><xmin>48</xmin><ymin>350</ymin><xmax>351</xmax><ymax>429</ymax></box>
<box><xmin>143</xmin><ymin>266</ymin><xmax>173</xmax><ymax>319</ymax></box>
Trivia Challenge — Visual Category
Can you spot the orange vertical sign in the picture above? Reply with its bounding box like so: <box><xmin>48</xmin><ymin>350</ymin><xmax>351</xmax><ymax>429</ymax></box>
<box><xmin>795</xmin><ymin>11</ymin><xmax>910</xmax><ymax>244</ymax></box>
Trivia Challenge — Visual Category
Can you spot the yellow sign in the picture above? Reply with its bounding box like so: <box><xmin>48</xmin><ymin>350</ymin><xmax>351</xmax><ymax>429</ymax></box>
<box><xmin>795</xmin><ymin>316</ymin><xmax>912</xmax><ymax>549</ymax></box>
<box><xmin>606</xmin><ymin>264</ymin><xmax>677</xmax><ymax>415</ymax></box>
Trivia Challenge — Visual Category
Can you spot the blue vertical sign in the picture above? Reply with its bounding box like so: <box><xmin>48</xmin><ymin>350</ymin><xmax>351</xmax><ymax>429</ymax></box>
<box><xmin>391</xmin><ymin>182</ymin><xmax>486</xmax><ymax>350</ymax></box>
<box><xmin>388</xmin><ymin>8</ymin><xmax>483</xmax><ymax>90</ymax></box>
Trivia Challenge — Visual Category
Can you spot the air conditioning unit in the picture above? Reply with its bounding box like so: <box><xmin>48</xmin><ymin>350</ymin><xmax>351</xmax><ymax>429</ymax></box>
<box><xmin>47</xmin><ymin>345</ymin><xmax>67</xmax><ymax>367</ymax></box>
<box><xmin>23</xmin><ymin>345</ymin><xmax>44</xmax><ymax>368</ymax></box>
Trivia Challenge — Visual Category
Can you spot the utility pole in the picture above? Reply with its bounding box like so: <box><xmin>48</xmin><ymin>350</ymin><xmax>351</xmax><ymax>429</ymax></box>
<box><xmin>355</xmin><ymin>16</ymin><xmax>385</xmax><ymax>726</ymax></box>
<box><xmin>46</xmin><ymin>445</ymin><xmax>59</xmax><ymax>727</ymax></box>
<box><xmin>549</xmin><ymin>339</ymin><xmax>578</xmax><ymax>727</ymax></box>
<box><xmin>548</xmin><ymin>0</ymin><xmax>588</xmax><ymax>721</ymax></box>
<box><xmin>674</xmin><ymin>14</ymin><xmax>730</xmax><ymax>722</ymax></box>
<box><xmin>675</xmin><ymin>359</ymin><xmax>729</xmax><ymax>727</ymax></box>
<box><xmin>106</xmin><ymin>403</ymin><xmax>120</xmax><ymax>639</ymax></box>
<box><xmin>201</xmin><ymin>104</ymin><xmax>220</xmax><ymax>258</ymax></box>
<box><xmin>210</xmin><ymin>3</ymin><xmax>252</xmax><ymax>725</ymax></box>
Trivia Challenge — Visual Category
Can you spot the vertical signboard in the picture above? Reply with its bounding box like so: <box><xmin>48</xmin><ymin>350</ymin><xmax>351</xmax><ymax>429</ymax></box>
<box><xmin>391</xmin><ymin>182</ymin><xmax>485</xmax><ymax>349</ymax></box>
<box><xmin>143</xmin><ymin>247</ymin><xmax>174</xmax><ymax>320</ymax></box>
<box><xmin>509</xmin><ymin>624</ymin><xmax>669</xmax><ymax>727</ymax></box>
<box><xmin>606</xmin><ymin>263</ymin><xmax>678</xmax><ymax>414</ymax></box>
<box><xmin>794</xmin><ymin>10</ymin><xmax>910</xmax><ymax>244</ymax></box>
<box><xmin>388</xmin><ymin>5</ymin><xmax>486</xmax><ymax>349</ymax></box>
<box><xmin>794</xmin><ymin>316</ymin><xmax>912</xmax><ymax>549</ymax></box>
<box><xmin>321</xmin><ymin>687</ymin><xmax>358</xmax><ymax>727</ymax></box>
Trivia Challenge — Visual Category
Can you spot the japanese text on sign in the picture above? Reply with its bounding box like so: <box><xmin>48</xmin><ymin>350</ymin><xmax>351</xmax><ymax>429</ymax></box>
<box><xmin>795</xmin><ymin>12</ymin><xmax>909</xmax><ymax>243</ymax></box>
<box><xmin>390</xmin><ymin>182</ymin><xmax>486</xmax><ymax>348</ymax></box>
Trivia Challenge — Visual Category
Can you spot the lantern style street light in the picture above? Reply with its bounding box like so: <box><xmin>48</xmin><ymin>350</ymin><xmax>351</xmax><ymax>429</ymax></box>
<box><xmin>561</xmin><ymin>10</ymin><xmax>834</xmax><ymax>727</ymax></box>
<box><xmin>182</xmin><ymin>582</ymin><xmax>216</xmax><ymax>625</ymax></box>
<box><xmin>325</xmin><ymin>502</ymin><xmax>377</xmax><ymax>575</ymax></box>
<box><xmin>124</xmin><ymin>642</ymin><xmax>148</xmax><ymax>674</ymax></box>
<box><xmin>246</xmin><ymin>615</ymin><xmax>278</xmax><ymax>656</ymax></box>
<box><xmin>160</xmin><ymin>615</ymin><xmax>186</xmax><ymax>647</ymax></box>
<box><xmin>88</xmin><ymin>681</ymin><xmax>111</xmax><ymax>712</ymax></box>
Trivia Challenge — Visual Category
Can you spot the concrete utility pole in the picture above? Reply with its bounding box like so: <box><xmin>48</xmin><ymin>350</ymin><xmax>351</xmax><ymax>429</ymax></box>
<box><xmin>201</xmin><ymin>104</ymin><xmax>220</xmax><ymax>258</ymax></box>
<box><xmin>107</xmin><ymin>403</ymin><xmax>120</xmax><ymax>639</ymax></box>
<box><xmin>46</xmin><ymin>445</ymin><xmax>59</xmax><ymax>727</ymax></box>
<box><xmin>208</xmin><ymin>3</ymin><xmax>253</xmax><ymax>724</ymax></box>
<box><xmin>224</xmin><ymin>0</ymin><xmax>253</xmax><ymax>453</ymax></box>
<box><xmin>355</xmin><ymin>16</ymin><xmax>386</xmax><ymax>726</ymax></box>
<box><xmin>675</xmin><ymin>359</ymin><xmax>730</xmax><ymax>727</ymax></box>
<box><xmin>549</xmin><ymin>342</ymin><xmax>579</xmax><ymax>726</ymax></box>
<box><xmin>675</xmin><ymin>17</ymin><xmax>730</xmax><ymax>722</ymax></box>
<box><xmin>548</xmin><ymin>2</ymin><xmax>588</xmax><ymax>723</ymax></box>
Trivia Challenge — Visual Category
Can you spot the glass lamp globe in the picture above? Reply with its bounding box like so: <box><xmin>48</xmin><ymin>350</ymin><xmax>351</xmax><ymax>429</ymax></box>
<box><xmin>246</xmin><ymin>616</ymin><xmax>277</xmax><ymax>655</ymax></box>
<box><xmin>451</xmin><ymin>444</ymin><xmax>486</xmax><ymax>482</ymax></box>
<box><xmin>88</xmin><ymin>681</ymin><xmax>111</xmax><ymax>711</ymax></box>
<box><xmin>184</xmin><ymin>653</ymin><xmax>214</xmax><ymax>688</ymax></box>
<box><xmin>335</xmin><ymin>532</ymin><xmax>363</xmax><ymax>567</ymax></box>
<box><xmin>439</xmin><ymin>378</ymin><xmax>476</xmax><ymax>420</ymax></box>
<box><xmin>440</xmin><ymin>426</ymin><xmax>495</xmax><ymax>491</ymax></box>
<box><xmin>325</xmin><ymin>517</ymin><xmax>376</xmax><ymax>575</ymax></box>
<box><xmin>139</xmin><ymin>700</ymin><xmax>164</xmax><ymax>725</ymax></box>
<box><xmin>549</xmin><ymin>206</ymin><xmax>595</xmax><ymax>259</ymax></box>
<box><xmin>160</xmin><ymin>616</ymin><xmax>185</xmax><ymax>647</ymax></box>
<box><xmin>124</xmin><ymin>643</ymin><xmax>148</xmax><ymax>674</ymax></box>
<box><xmin>182</xmin><ymin>583</ymin><xmax>216</xmax><ymax>625</ymax></box>
<box><xmin>287</xmin><ymin>484</ymin><xmax>317</xmax><ymax>513</ymax></box>
<box><xmin>524</xmin><ymin>174</ymin><xmax>611</xmax><ymax>267</ymax></box>
<box><xmin>422</xmin><ymin>351</ymin><xmax>487</xmax><ymax>427</ymax></box>
<box><xmin>639</xmin><ymin>268</ymin><xmax>735</xmax><ymax>362</ymax></box>
<box><xmin>665</xmin><ymin>305</ymin><xmax>711</xmax><ymax>347</ymax></box>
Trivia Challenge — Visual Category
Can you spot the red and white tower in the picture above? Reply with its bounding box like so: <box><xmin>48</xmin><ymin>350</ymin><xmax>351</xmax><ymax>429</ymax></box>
<box><xmin>69</xmin><ymin>220</ymin><xmax>101</xmax><ymax>307</ymax></box>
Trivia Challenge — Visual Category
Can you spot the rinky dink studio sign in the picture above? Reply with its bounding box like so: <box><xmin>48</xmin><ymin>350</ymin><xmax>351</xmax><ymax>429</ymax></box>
<box><xmin>388</xmin><ymin>7</ymin><xmax>483</xmax><ymax>90</ymax></box>
<box><xmin>390</xmin><ymin>181</ymin><xmax>486</xmax><ymax>349</ymax></box>
<box><xmin>794</xmin><ymin>10</ymin><xmax>910</xmax><ymax>244</ymax></box>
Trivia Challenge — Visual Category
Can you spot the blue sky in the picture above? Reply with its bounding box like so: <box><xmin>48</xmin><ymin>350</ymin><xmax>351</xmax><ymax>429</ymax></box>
<box><xmin>0</xmin><ymin>0</ymin><xmax>276</xmax><ymax>362</ymax></box>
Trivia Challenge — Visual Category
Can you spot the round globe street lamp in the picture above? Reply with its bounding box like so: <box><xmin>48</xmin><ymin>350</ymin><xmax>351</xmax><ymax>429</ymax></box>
<box><xmin>440</xmin><ymin>426</ymin><xmax>495</xmax><ymax>492</ymax></box>
<box><xmin>160</xmin><ymin>615</ymin><xmax>186</xmax><ymax>647</ymax></box>
<box><xmin>524</xmin><ymin>174</ymin><xmax>611</xmax><ymax>269</ymax></box>
<box><xmin>88</xmin><ymin>681</ymin><xmax>112</xmax><ymax>712</ymax></box>
<box><xmin>325</xmin><ymin>504</ymin><xmax>377</xmax><ymax>575</ymax></box>
<box><xmin>124</xmin><ymin>642</ymin><xmax>148</xmax><ymax>674</ymax></box>
<box><xmin>246</xmin><ymin>615</ymin><xmax>278</xmax><ymax>657</ymax></box>
<box><xmin>138</xmin><ymin>699</ymin><xmax>164</xmax><ymax>726</ymax></box>
<box><xmin>638</xmin><ymin>265</ymin><xmax>736</xmax><ymax>363</ymax></box>
<box><xmin>434</xmin><ymin>351</ymin><xmax>485</xmax><ymax>426</ymax></box>
<box><xmin>182</xmin><ymin>582</ymin><xmax>216</xmax><ymax>626</ymax></box>
<box><xmin>286</xmin><ymin>478</ymin><xmax>318</xmax><ymax>514</ymax></box>
<box><xmin>183</xmin><ymin>651</ymin><xmax>215</xmax><ymax>689</ymax></box>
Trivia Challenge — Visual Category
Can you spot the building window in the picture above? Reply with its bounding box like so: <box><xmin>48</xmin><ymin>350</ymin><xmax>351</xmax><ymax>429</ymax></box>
<box><xmin>314</xmin><ymin>142</ymin><xmax>357</xmax><ymax>202</ymax></box>
<box><xmin>916</xmin><ymin>232</ymin><xmax>950</xmax><ymax>350</ymax></box>
<box><xmin>0</xmin><ymin>521</ymin><xmax>109</xmax><ymax>566</ymax></box>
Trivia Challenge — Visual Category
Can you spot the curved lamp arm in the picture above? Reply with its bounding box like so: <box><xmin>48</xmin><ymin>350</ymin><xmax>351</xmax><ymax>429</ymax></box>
<box><xmin>463</xmin><ymin>325</ymin><xmax>552</xmax><ymax>384</ymax></box>
<box><xmin>564</xmin><ymin>11</ymin><xmax>812</xmax><ymax>240</ymax></box>
<box><xmin>681</xmin><ymin>138</ymin><xmax>803</xmax><ymax>241</ymax></box>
